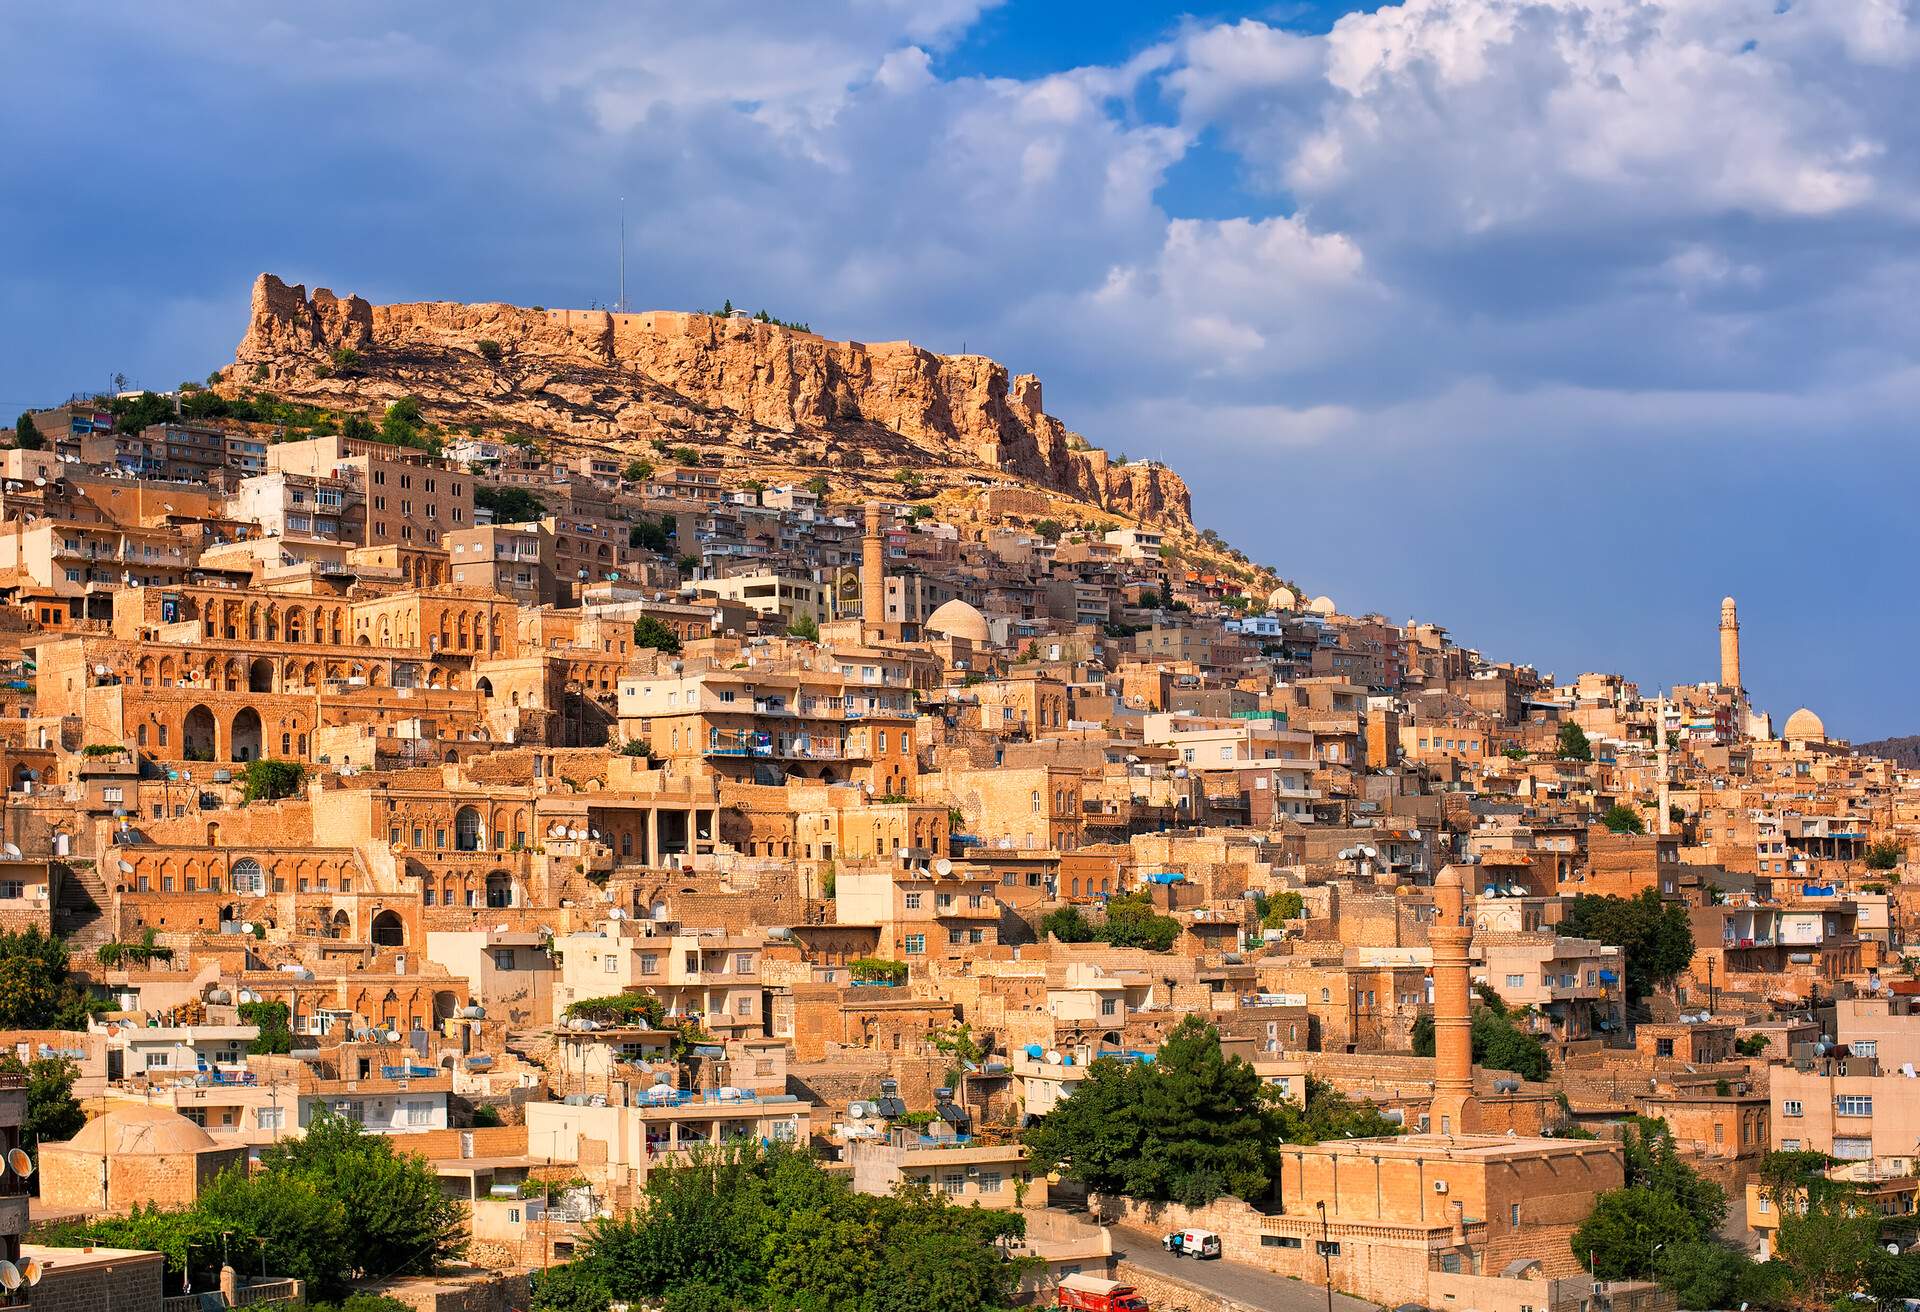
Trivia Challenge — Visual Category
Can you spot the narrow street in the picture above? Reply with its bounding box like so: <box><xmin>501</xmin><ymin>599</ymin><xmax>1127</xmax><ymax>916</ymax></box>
<box><xmin>1112</xmin><ymin>1224</ymin><xmax>1381</xmax><ymax>1312</ymax></box>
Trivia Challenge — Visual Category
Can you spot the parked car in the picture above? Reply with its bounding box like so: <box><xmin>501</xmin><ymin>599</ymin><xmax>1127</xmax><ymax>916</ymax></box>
<box><xmin>1162</xmin><ymin>1227</ymin><xmax>1222</xmax><ymax>1259</ymax></box>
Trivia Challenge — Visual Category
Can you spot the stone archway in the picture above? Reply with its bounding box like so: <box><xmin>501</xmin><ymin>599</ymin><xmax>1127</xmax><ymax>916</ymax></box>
<box><xmin>184</xmin><ymin>705</ymin><xmax>217</xmax><ymax>760</ymax></box>
<box><xmin>370</xmin><ymin>910</ymin><xmax>405</xmax><ymax>947</ymax></box>
<box><xmin>248</xmin><ymin>657</ymin><xmax>275</xmax><ymax>693</ymax></box>
<box><xmin>230</xmin><ymin>707</ymin><xmax>263</xmax><ymax>762</ymax></box>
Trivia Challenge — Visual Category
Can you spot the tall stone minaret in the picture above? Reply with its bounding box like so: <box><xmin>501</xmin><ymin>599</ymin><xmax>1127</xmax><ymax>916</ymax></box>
<box><xmin>860</xmin><ymin>503</ymin><xmax>887</xmax><ymax>625</ymax></box>
<box><xmin>1429</xmin><ymin>864</ymin><xmax>1478</xmax><ymax>1137</ymax></box>
<box><xmin>1718</xmin><ymin>596</ymin><xmax>1742</xmax><ymax>691</ymax></box>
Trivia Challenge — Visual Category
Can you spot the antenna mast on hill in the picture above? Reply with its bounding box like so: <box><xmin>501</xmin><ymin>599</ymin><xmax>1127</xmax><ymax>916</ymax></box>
<box><xmin>618</xmin><ymin>197</ymin><xmax>627</xmax><ymax>314</ymax></box>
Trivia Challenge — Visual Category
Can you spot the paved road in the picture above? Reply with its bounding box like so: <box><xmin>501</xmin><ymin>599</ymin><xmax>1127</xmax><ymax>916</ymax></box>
<box><xmin>1113</xmin><ymin>1224</ymin><xmax>1380</xmax><ymax>1312</ymax></box>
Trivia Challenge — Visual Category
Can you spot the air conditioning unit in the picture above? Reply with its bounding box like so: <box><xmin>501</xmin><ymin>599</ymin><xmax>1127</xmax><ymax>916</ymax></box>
<box><xmin>1433</xmin><ymin>1180</ymin><xmax>1449</xmax><ymax>1194</ymax></box>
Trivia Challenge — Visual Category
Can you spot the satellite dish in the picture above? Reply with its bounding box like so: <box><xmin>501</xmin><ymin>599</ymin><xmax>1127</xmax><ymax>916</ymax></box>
<box><xmin>608</xmin><ymin>908</ymin><xmax>625</xmax><ymax>920</ymax></box>
<box><xmin>934</xmin><ymin>858</ymin><xmax>954</xmax><ymax>877</ymax></box>
<box><xmin>849</xmin><ymin>1102</ymin><xmax>867</xmax><ymax>1118</ymax></box>
<box><xmin>118</xmin><ymin>860</ymin><xmax>135</xmax><ymax>874</ymax></box>
<box><xmin>1044</xmin><ymin>1050</ymin><xmax>1062</xmax><ymax>1065</ymax></box>
<box><xmin>5</xmin><ymin>1148</ymin><xmax>29</xmax><ymax>1177</ymax></box>
<box><xmin>2</xmin><ymin>844</ymin><xmax>18</xmax><ymax>859</ymax></box>
<box><xmin>240</xmin><ymin>922</ymin><xmax>254</xmax><ymax>935</ymax></box>
<box><xmin>21</xmin><ymin>1257</ymin><xmax>42</xmax><ymax>1286</ymax></box>
<box><xmin>386</xmin><ymin>1029</ymin><xmax>400</xmax><ymax>1042</ymax></box>
<box><xmin>0</xmin><ymin>1260</ymin><xmax>20</xmax><ymax>1290</ymax></box>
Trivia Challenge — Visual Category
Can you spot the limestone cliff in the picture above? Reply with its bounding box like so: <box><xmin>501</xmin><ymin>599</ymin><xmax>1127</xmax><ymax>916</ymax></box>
<box><xmin>230</xmin><ymin>275</ymin><xmax>1192</xmax><ymax>528</ymax></box>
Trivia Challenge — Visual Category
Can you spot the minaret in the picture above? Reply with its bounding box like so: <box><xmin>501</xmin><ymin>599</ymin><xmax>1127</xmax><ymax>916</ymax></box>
<box><xmin>861</xmin><ymin>503</ymin><xmax>887</xmax><ymax>626</ymax></box>
<box><xmin>1429</xmin><ymin>864</ymin><xmax>1478</xmax><ymax>1137</ymax></box>
<box><xmin>1718</xmin><ymin>596</ymin><xmax>1741</xmax><ymax>691</ymax></box>
<box><xmin>1656</xmin><ymin>694</ymin><xmax>1672</xmax><ymax>837</ymax></box>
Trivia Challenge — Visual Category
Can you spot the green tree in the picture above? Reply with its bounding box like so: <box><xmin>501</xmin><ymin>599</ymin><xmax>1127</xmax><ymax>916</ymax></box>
<box><xmin>1099</xmin><ymin>890</ymin><xmax>1181</xmax><ymax>952</ymax></box>
<box><xmin>241</xmin><ymin>758</ymin><xmax>306</xmax><ymax>803</ymax></box>
<box><xmin>1867</xmin><ymin>840</ymin><xmax>1904</xmax><ymax>871</ymax></box>
<box><xmin>238</xmin><ymin>1000</ymin><xmax>293</xmax><ymax>1054</ymax></box>
<box><xmin>1261</xmin><ymin>890</ymin><xmax>1304</xmax><ymax>927</ymax></box>
<box><xmin>0</xmin><ymin>927</ymin><xmax>100</xmax><ymax>1029</ymax></box>
<box><xmin>632</xmin><ymin>615</ymin><xmax>682</xmax><ymax>654</ymax></box>
<box><xmin>1653</xmin><ymin>1239</ymin><xmax>1750</xmax><ymax>1310</ymax></box>
<box><xmin>629</xmin><ymin>513</ymin><xmax>672</xmax><ymax>553</ymax></box>
<box><xmin>1557</xmin><ymin>720</ymin><xmax>1593</xmax><ymax>761</ymax></box>
<box><xmin>804</xmin><ymin>474</ymin><xmax>830</xmax><ymax>497</ymax></box>
<box><xmin>195</xmin><ymin>1166</ymin><xmax>353</xmax><ymax>1295</ymax></box>
<box><xmin>1559</xmin><ymin>891</ymin><xmax>1694</xmax><ymax>1001</ymax></box>
<box><xmin>1601</xmin><ymin>803</ymin><xmax>1646</xmax><ymax>834</ymax></box>
<box><xmin>1776</xmin><ymin>1200</ymin><xmax>1881</xmax><ymax>1305</ymax></box>
<box><xmin>1618</xmin><ymin>1116</ymin><xmax>1727</xmax><ymax>1231</ymax></box>
<box><xmin>0</xmin><ymin>1053</ymin><xmax>83</xmax><ymax>1154</ymax></box>
<box><xmin>1023</xmin><ymin>1016</ymin><xmax>1283</xmax><ymax>1207</ymax></box>
<box><xmin>13</xmin><ymin>413</ymin><xmax>43</xmax><ymax>450</ymax></box>
<box><xmin>111</xmin><ymin>391</ymin><xmax>175</xmax><ymax>434</ymax></box>
<box><xmin>259</xmin><ymin>1110</ymin><xmax>465</xmax><ymax>1286</ymax></box>
<box><xmin>1410</xmin><ymin>1005</ymin><xmax>1552</xmax><ymax>1081</ymax></box>
<box><xmin>1571</xmin><ymin>1186</ymin><xmax>1702</xmax><ymax>1279</ymax></box>
<box><xmin>786</xmin><ymin>613</ymin><xmax>820</xmax><ymax>641</ymax></box>
<box><xmin>1736</xmin><ymin>1033</ymin><xmax>1769</xmax><ymax>1057</ymax></box>
<box><xmin>530</xmin><ymin>1260</ymin><xmax>613</xmax><ymax>1312</ymax></box>
<box><xmin>1272</xmin><ymin>1077</ymin><xmax>1402</xmax><ymax>1144</ymax></box>
<box><xmin>565</xmin><ymin>993</ymin><xmax>667</xmax><ymax>1027</ymax></box>
<box><xmin>1032</xmin><ymin>519</ymin><xmax>1064</xmax><ymax>542</ymax></box>
<box><xmin>1039</xmin><ymin>905</ymin><xmax>1096</xmax><ymax>942</ymax></box>
<box><xmin>475</xmin><ymin>485</ymin><xmax>547</xmax><ymax>524</ymax></box>
<box><xmin>622</xmin><ymin>459</ymin><xmax>653</xmax><ymax>483</ymax></box>
<box><xmin>476</xmin><ymin>339</ymin><xmax>503</xmax><ymax>365</ymax></box>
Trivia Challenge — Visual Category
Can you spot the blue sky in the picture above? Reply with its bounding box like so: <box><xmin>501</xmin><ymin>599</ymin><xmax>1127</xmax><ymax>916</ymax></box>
<box><xmin>4</xmin><ymin>1</ymin><xmax>1917</xmax><ymax>738</ymax></box>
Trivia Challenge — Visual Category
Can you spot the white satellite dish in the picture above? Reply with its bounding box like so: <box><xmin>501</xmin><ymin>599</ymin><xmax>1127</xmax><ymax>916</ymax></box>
<box><xmin>240</xmin><ymin>922</ymin><xmax>254</xmax><ymax>935</ymax></box>
<box><xmin>6</xmin><ymin>1148</ymin><xmax>31</xmax><ymax>1177</ymax></box>
<box><xmin>385</xmin><ymin>1029</ymin><xmax>400</xmax><ymax>1043</ymax></box>
<box><xmin>849</xmin><ymin>1102</ymin><xmax>867</xmax><ymax>1118</ymax></box>
<box><xmin>118</xmin><ymin>860</ymin><xmax>135</xmax><ymax>874</ymax></box>
<box><xmin>1044</xmin><ymin>1050</ymin><xmax>1062</xmax><ymax>1065</ymax></box>
<box><xmin>933</xmin><ymin>858</ymin><xmax>953</xmax><ymax>877</ymax></box>
<box><xmin>2</xmin><ymin>844</ymin><xmax>18</xmax><ymax>858</ymax></box>
<box><xmin>0</xmin><ymin>1260</ymin><xmax>21</xmax><ymax>1290</ymax></box>
<box><xmin>608</xmin><ymin>908</ymin><xmax>626</xmax><ymax>920</ymax></box>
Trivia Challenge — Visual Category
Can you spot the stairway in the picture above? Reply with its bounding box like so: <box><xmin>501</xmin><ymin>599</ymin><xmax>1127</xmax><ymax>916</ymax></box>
<box><xmin>54</xmin><ymin>861</ymin><xmax>113</xmax><ymax>953</ymax></box>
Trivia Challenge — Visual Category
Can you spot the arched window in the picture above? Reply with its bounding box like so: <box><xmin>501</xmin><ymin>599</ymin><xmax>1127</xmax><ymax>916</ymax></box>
<box><xmin>454</xmin><ymin>806</ymin><xmax>485</xmax><ymax>852</ymax></box>
<box><xmin>230</xmin><ymin>858</ymin><xmax>265</xmax><ymax>896</ymax></box>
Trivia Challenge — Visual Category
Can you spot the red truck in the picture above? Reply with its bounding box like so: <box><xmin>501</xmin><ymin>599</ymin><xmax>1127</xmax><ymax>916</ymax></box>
<box><xmin>1057</xmin><ymin>1273</ymin><xmax>1150</xmax><ymax>1311</ymax></box>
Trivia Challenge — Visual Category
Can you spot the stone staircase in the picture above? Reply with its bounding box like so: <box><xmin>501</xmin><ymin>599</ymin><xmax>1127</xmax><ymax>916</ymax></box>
<box><xmin>53</xmin><ymin>861</ymin><xmax>113</xmax><ymax>953</ymax></box>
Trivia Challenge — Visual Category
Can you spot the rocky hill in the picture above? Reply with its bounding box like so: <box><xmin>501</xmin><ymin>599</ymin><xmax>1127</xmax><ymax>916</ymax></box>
<box><xmin>225</xmin><ymin>275</ymin><xmax>1196</xmax><ymax>533</ymax></box>
<box><xmin>1856</xmin><ymin>736</ymin><xmax>1920</xmax><ymax>769</ymax></box>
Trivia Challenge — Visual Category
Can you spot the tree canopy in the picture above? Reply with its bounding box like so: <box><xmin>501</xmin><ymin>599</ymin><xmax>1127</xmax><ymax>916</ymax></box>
<box><xmin>13</xmin><ymin>412</ymin><xmax>43</xmax><ymax>450</ymax></box>
<box><xmin>475</xmin><ymin>485</ymin><xmax>547</xmax><ymax>525</ymax></box>
<box><xmin>0</xmin><ymin>927</ymin><xmax>101</xmax><ymax>1030</ymax></box>
<box><xmin>632</xmin><ymin>615</ymin><xmax>682</xmax><ymax>654</ymax></box>
<box><xmin>1559</xmin><ymin>890</ymin><xmax>1693</xmax><ymax>1000</ymax></box>
<box><xmin>0</xmin><ymin>1052</ymin><xmax>83</xmax><ymax>1157</ymax></box>
<box><xmin>1023</xmin><ymin>1016</ymin><xmax>1282</xmax><ymax>1207</ymax></box>
<box><xmin>1557</xmin><ymin>720</ymin><xmax>1593</xmax><ymax>761</ymax></box>
<box><xmin>555</xmin><ymin>1145</ymin><xmax>1026</xmax><ymax>1312</ymax></box>
<box><xmin>1601</xmin><ymin>802</ymin><xmax>1646</xmax><ymax>834</ymax></box>
<box><xmin>1411</xmin><ymin>992</ymin><xmax>1552</xmax><ymax>1081</ymax></box>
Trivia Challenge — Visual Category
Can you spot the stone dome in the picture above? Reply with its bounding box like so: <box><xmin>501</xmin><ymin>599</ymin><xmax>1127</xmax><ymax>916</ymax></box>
<box><xmin>1783</xmin><ymin>707</ymin><xmax>1826</xmax><ymax>742</ymax></box>
<box><xmin>1308</xmin><ymin>595</ymin><xmax>1337</xmax><ymax>617</ymax></box>
<box><xmin>1267</xmin><ymin>587</ymin><xmax>1297</xmax><ymax>612</ymax></box>
<box><xmin>925</xmin><ymin>598</ymin><xmax>990</xmax><ymax>644</ymax></box>
<box><xmin>66</xmin><ymin>1104</ymin><xmax>220</xmax><ymax>1156</ymax></box>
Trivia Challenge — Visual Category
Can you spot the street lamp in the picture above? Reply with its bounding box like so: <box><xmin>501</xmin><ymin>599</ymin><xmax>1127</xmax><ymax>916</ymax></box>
<box><xmin>1316</xmin><ymin>1199</ymin><xmax>1334</xmax><ymax>1312</ymax></box>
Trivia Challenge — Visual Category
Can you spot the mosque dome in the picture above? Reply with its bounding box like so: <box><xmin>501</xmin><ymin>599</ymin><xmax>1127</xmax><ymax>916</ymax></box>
<box><xmin>1782</xmin><ymin>707</ymin><xmax>1826</xmax><ymax>743</ymax></box>
<box><xmin>925</xmin><ymin>599</ymin><xmax>990</xmax><ymax>644</ymax></box>
<box><xmin>1308</xmin><ymin>595</ymin><xmax>1337</xmax><ymax>617</ymax></box>
<box><xmin>66</xmin><ymin>1104</ymin><xmax>220</xmax><ymax>1156</ymax></box>
<box><xmin>1267</xmin><ymin>587</ymin><xmax>1297</xmax><ymax>612</ymax></box>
